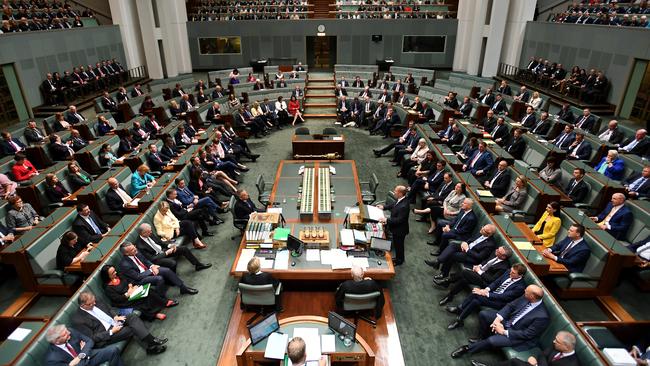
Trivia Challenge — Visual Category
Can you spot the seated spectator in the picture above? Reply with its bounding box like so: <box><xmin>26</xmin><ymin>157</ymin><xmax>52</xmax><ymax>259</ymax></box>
<box><xmin>98</xmin><ymin>143</ymin><xmax>118</xmax><ymax>168</ymax></box>
<box><xmin>69</xmin><ymin>129</ymin><xmax>88</xmax><ymax>152</ymax></box>
<box><xmin>206</xmin><ymin>101</ymin><xmax>222</xmax><ymax>124</ymax></box>
<box><xmin>0</xmin><ymin>173</ymin><xmax>17</xmax><ymax>199</ymax></box>
<box><xmin>6</xmin><ymin>195</ymin><xmax>42</xmax><ymax>233</ymax></box>
<box><xmin>43</xmin><ymin>324</ymin><xmax>124</xmax><ymax>366</ymax></box>
<box><xmin>56</xmin><ymin>231</ymin><xmax>91</xmax><ymax>271</ymax></box>
<box><xmin>443</xmin><ymin>91</ymin><xmax>459</xmax><ymax>110</ymax></box>
<box><xmin>542</xmin><ymin>223</ymin><xmax>590</xmax><ymax>273</ymax></box>
<box><xmin>472</xmin><ymin>331</ymin><xmax>579</xmax><ymax>366</ymax></box>
<box><xmin>415</xmin><ymin>179</ymin><xmax>463</xmax><ymax>234</ymax></box>
<box><xmin>164</xmin><ymin>188</ymin><xmax>213</xmax><ymax>235</ymax></box>
<box><xmin>175</xmin><ymin>178</ymin><xmax>224</xmax><ymax>223</ymax></box>
<box><xmin>595</xmin><ymin>149</ymin><xmax>625</xmax><ymax>180</ymax></box>
<box><xmin>590</xmin><ymin>193</ymin><xmax>633</xmax><ymax>240</ymax></box>
<box><xmin>96</xmin><ymin>115</ymin><xmax>115</xmax><ymax>136</ymax></box>
<box><xmin>241</xmin><ymin>256</ymin><xmax>282</xmax><ymax>310</ymax></box>
<box><xmin>565</xmin><ymin>132</ymin><xmax>592</xmax><ymax>160</ymax></box>
<box><xmin>131</xmin><ymin>164</ymin><xmax>156</xmax><ymax>196</ymax></box>
<box><xmin>100</xmin><ymin>264</ymin><xmax>171</xmax><ymax>322</ymax></box>
<box><xmin>563</xmin><ymin>168</ymin><xmax>589</xmax><ymax>203</ymax></box>
<box><xmin>624</xmin><ymin>165</ymin><xmax>650</xmax><ymax>199</ymax></box>
<box><xmin>48</xmin><ymin>133</ymin><xmax>75</xmax><ymax>161</ymax></box>
<box><xmin>11</xmin><ymin>153</ymin><xmax>38</xmax><ymax>182</ymax></box>
<box><xmin>23</xmin><ymin>120</ymin><xmax>46</xmax><ymax>145</ymax></box>
<box><xmin>146</xmin><ymin>143</ymin><xmax>168</xmax><ymax>173</ymax></box>
<box><xmin>136</xmin><ymin>223</ymin><xmax>211</xmax><ymax>272</ymax></box>
<box><xmin>45</xmin><ymin>173</ymin><xmax>70</xmax><ymax>203</ymax></box>
<box><xmin>288</xmin><ymin>95</ymin><xmax>304</xmax><ymax>126</ymax></box>
<box><xmin>431</xmin><ymin>198</ymin><xmax>477</xmax><ymax>254</ymax></box>
<box><xmin>445</xmin><ymin>263</ymin><xmax>527</xmax><ymax>330</ymax></box>
<box><xmin>532</xmin><ymin>202</ymin><xmax>562</xmax><ymax>248</ymax></box>
<box><xmin>619</xmin><ymin>129</ymin><xmax>649</xmax><ymax>157</ymax></box>
<box><xmin>483</xmin><ymin>160</ymin><xmax>511</xmax><ymax>198</ymax></box>
<box><xmin>0</xmin><ymin>131</ymin><xmax>26</xmax><ymax>156</ymax></box>
<box><xmin>527</xmin><ymin>91</ymin><xmax>542</xmax><ymax>110</ymax></box>
<box><xmin>557</xmin><ymin>103</ymin><xmax>575</xmax><ymax>123</ymax></box>
<box><xmin>335</xmin><ymin>265</ymin><xmax>384</xmax><ymax>316</ymax></box>
<box><xmin>105</xmin><ymin>177</ymin><xmax>134</xmax><ymax>213</ymax></box>
<box><xmin>495</xmin><ymin>176</ymin><xmax>528</xmax><ymax>213</ymax></box>
<box><xmin>397</xmin><ymin>138</ymin><xmax>428</xmax><ymax>178</ymax></box>
<box><xmin>504</xmin><ymin>128</ymin><xmax>525</xmax><ymax>159</ymax></box>
<box><xmin>462</xmin><ymin>142</ymin><xmax>493</xmax><ymax>177</ymax></box>
<box><xmin>153</xmin><ymin>201</ymin><xmax>207</xmax><ymax>249</ymax></box>
<box><xmin>598</xmin><ymin>120</ymin><xmax>625</xmax><ymax>145</ymax></box>
<box><xmin>574</xmin><ymin>108</ymin><xmax>596</xmax><ymax>132</ymax></box>
<box><xmin>451</xmin><ymin>285</ymin><xmax>549</xmax><ymax>359</ymax></box>
<box><xmin>551</xmin><ymin>124</ymin><xmax>576</xmax><ymax>150</ymax></box>
<box><xmin>65</xmin><ymin>105</ymin><xmax>86</xmax><ymax>125</ymax></box>
<box><xmin>458</xmin><ymin>136</ymin><xmax>479</xmax><ymax>160</ymax></box>
<box><xmin>67</xmin><ymin>161</ymin><xmax>93</xmax><ymax>190</ymax></box>
<box><xmin>72</xmin><ymin>203</ymin><xmax>110</xmax><ymax>246</ymax></box>
<box><xmin>72</xmin><ymin>291</ymin><xmax>167</xmax><ymax>355</ymax></box>
<box><xmin>53</xmin><ymin>112</ymin><xmax>72</xmax><ymax>132</ymax></box>
<box><xmin>118</xmin><ymin>132</ymin><xmax>138</xmax><ymax>156</ymax></box>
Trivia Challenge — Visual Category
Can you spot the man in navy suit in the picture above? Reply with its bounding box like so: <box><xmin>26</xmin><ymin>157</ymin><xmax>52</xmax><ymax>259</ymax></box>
<box><xmin>0</xmin><ymin>132</ymin><xmax>26</xmax><ymax>156</ymax></box>
<box><xmin>44</xmin><ymin>324</ymin><xmax>124</xmax><ymax>366</ymax></box>
<box><xmin>483</xmin><ymin>160</ymin><xmax>511</xmax><ymax>198</ymax></box>
<box><xmin>371</xmin><ymin>107</ymin><xmax>401</xmax><ymax>137</ymax></box>
<box><xmin>463</xmin><ymin>142</ymin><xmax>494</xmax><ymax>177</ymax></box>
<box><xmin>175</xmin><ymin>178</ymin><xmax>224</xmax><ymax>223</ymax></box>
<box><xmin>233</xmin><ymin>189</ymin><xmax>265</xmax><ymax>221</ymax></box>
<box><xmin>563</xmin><ymin>168</ymin><xmax>590</xmax><ymax>203</ymax></box>
<box><xmin>619</xmin><ymin>129</ymin><xmax>650</xmax><ymax>157</ymax></box>
<box><xmin>446</xmin><ymin>263</ymin><xmax>527</xmax><ymax>330</ymax></box>
<box><xmin>373</xmin><ymin>121</ymin><xmax>415</xmax><ymax>157</ymax></box>
<box><xmin>520</xmin><ymin>106</ymin><xmax>536</xmax><ymax>128</ymax></box>
<box><xmin>552</xmin><ymin>124</ymin><xmax>576</xmax><ymax>150</ymax></box>
<box><xmin>589</xmin><ymin>193</ymin><xmax>633</xmax><ymax>240</ymax></box>
<box><xmin>409</xmin><ymin>160</ymin><xmax>446</xmax><ymax>203</ymax></box>
<box><xmin>425</xmin><ymin>224</ymin><xmax>497</xmax><ymax>278</ymax></box>
<box><xmin>431</xmin><ymin>198</ymin><xmax>478</xmax><ymax>254</ymax></box>
<box><xmin>118</xmin><ymin>242</ymin><xmax>198</xmax><ymax>295</ymax></box>
<box><xmin>451</xmin><ymin>285</ymin><xmax>550</xmax><ymax>358</ymax></box>
<box><xmin>490</xmin><ymin>94</ymin><xmax>508</xmax><ymax>115</ymax></box>
<box><xmin>146</xmin><ymin>143</ymin><xmax>168</xmax><ymax>172</ymax></box>
<box><xmin>72</xmin><ymin>204</ymin><xmax>110</xmax><ymax>246</ymax></box>
<box><xmin>530</xmin><ymin>112</ymin><xmax>552</xmax><ymax>137</ymax></box>
<box><xmin>337</xmin><ymin>95</ymin><xmax>351</xmax><ymax>123</ymax></box>
<box><xmin>624</xmin><ymin>166</ymin><xmax>650</xmax><ymax>199</ymax></box>
<box><xmin>574</xmin><ymin>108</ymin><xmax>596</xmax><ymax>133</ymax></box>
<box><xmin>565</xmin><ymin>132</ymin><xmax>592</xmax><ymax>160</ymax></box>
<box><xmin>542</xmin><ymin>224</ymin><xmax>591</xmax><ymax>273</ymax></box>
<box><xmin>65</xmin><ymin>105</ymin><xmax>86</xmax><ymax>125</ymax></box>
<box><xmin>630</xmin><ymin>235</ymin><xmax>650</xmax><ymax>264</ymax></box>
<box><xmin>377</xmin><ymin>186</ymin><xmax>410</xmax><ymax>266</ymax></box>
<box><xmin>488</xmin><ymin>117</ymin><xmax>509</xmax><ymax>144</ymax></box>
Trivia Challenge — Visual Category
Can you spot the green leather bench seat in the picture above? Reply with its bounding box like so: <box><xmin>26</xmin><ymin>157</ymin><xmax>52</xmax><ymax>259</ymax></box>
<box><xmin>552</xmin><ymin>232</ymin><xmax>608</xmax><ymax>289</ymax></box>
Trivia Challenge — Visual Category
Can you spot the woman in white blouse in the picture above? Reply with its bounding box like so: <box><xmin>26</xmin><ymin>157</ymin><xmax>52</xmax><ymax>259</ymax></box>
<box><xmin>153</xmin><ymin>201</ymin><xmax>207</xmax><ymax>249</ymax></box>
<box><xmin>275</xmin><ymin>96</ymin><xmax>289</xmax><ymax>125</ymax></box>
<box><xmin>398</xmin><ymin>138</ymin><xmax>429</xmax><ymax>178</ymax></box>
<box><xmin>414</xmin><ymin>182</ymin><xmax>467</xmax><ymax>233</ymax></box>
<box><xmin>528</xmin><ymin>91</ymin><xmax>543</xmax><ymax>110</ymax></box>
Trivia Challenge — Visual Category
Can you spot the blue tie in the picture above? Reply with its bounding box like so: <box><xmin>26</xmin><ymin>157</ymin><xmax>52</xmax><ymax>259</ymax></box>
<box><xmin>87</xmin><ymin>216</ymin><xmax>102</xmax><ymax>235</ymax></box>
<box><xmin>630</xmin><ymin>177</ymin><xmax>646</xmax><ymax>192</ymax></box>
<box><xmin>506</xmin><ymin>302</ymin><xmax>531</xmax><ymax>328</ymax></box>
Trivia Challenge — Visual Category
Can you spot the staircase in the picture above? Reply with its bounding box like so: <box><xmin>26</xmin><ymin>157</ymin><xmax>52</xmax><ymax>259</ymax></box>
<box><xmin>311</xmin><ymin>0</ymin><xmax>334</xmax><ymax>18</ymax></box>
<box><xmin>303</xmin><ymin>72</ymin><xmax>337</xmax><ymax>120</ymax></box>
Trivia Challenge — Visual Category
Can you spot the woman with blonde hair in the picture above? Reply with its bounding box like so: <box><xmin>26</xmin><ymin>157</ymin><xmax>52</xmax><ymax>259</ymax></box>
<box><xmin>131</xmin><ymin>164</ymin><xmax>156</xmax><ymax>196</ymax></box>
<box><xmin>528</xmin><ymin>91</ymin><xmax>542</xmax><ymax>110</ymax></box>
<box><xmin>154</xmin><ymin>201</ymin><xmax>207</xmax><ymax>249</ymax></box>
<box><xmin>398</xmin><ymin>138</ymin><xmax>429</xmax><ymax>178</ymax></box>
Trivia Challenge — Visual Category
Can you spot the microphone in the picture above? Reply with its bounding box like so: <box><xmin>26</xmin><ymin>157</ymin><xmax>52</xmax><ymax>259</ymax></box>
<box><xmin>503</xmin><ymin>214</ymin><xmax>512</xmax><ymax>237</ymax></box>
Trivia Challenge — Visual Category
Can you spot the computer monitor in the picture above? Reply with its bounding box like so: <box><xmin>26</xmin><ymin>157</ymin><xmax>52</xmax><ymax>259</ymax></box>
<box><xmin>287</xmin><ymin>234</ymin><xmax>304</xmax><ymax>257</ymax></box>
<box><xmin>370</xmin><ymin>237</ymin><xmax>392</xmax><ymax>252</ymax></box>
<box><xmin>247</xmin><ymin>312</ymin><xmax>280</xmax><ymax>345</ymax></box>
<box><xmin>328</xmin><ymin>311</ymin><xmax>356</xmax><ymax>341</ymax></box>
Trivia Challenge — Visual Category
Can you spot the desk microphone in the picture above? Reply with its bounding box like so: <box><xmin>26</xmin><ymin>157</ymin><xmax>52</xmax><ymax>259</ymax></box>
<box><xmin>90</xmin><ymin>243</ymin><xmax>104</xmax><ymax>257</ymax></box>
<box><xmin>503</xmin><ymin>214</ymin><xmax>512</xmax><ymax>238</ymax></box>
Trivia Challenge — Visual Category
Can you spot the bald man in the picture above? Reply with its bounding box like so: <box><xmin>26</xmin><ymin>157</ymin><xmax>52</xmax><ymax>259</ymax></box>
<box><xmin>452</xmin><ymin>285</ymin><xmax>550</xmax><ymax>359</ymax></box>
<box><xmin>105</xmin><ymin>177</ymin><xmax>133</xmax><ymax>214</ymax></box>
<box><xmin>590</xmin><ymin>193</ymin><xmax>632</xmax><ymax>240</ymax></box>
<box><xmin>472</xmin><ymin>331</ymin><xmax>579</xmax><ymax>366</ymax></box>
<box><xmin>335</xmin><ymin>266</ymin><xmax>384</xmax><ymax>317</ymax></box>
<box><xmin>376</xmin><ymin>185</ymin><xmax>410</xmax><ymax>266</ymax></box>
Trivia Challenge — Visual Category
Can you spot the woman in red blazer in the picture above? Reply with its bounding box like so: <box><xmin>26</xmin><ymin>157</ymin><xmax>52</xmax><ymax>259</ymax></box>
<box><xmin>288</xmin><ymin>95</ymin><xmax>304</xmax><ymax>126</ymax></box>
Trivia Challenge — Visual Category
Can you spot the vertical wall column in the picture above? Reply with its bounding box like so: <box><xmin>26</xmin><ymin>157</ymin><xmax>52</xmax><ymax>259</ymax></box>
<box><xmin>500</xmin><ymin>0</ymin><xmax>537</xmax><ymax>69</ymax></box>
<box><xmin>109</xmin><ymin>0</ymin><xmax>145</xmax><ymax>70</ymax></box>
<box><xmin>452</xmin><ymin>0</ymin><xmax>475</xmax><ymax>73</ymax></box>
<box><xmin>135</xmin><ymin>0</ymin><xmax>164</xmax><ymax>79</ymax></box>
<box><xmin>156</xmin><ymin>0</ymin><xmax>192</xmax><ymax>77</ymax></box>
<box><xmin>481</xmin><ymin>0</ymin><xmax>510</xmax><ymax>77</ymax></box>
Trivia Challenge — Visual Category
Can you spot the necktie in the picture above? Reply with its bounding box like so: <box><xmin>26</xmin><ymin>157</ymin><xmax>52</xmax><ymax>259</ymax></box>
<box><xmin>490</xmin><ymin>171</ymin><xmax>502</xmax><ymax>186</ymax></box>
<box><xmin>147</xmin><ymin>237</ymin><xmax>162</xmax><ymax>254</ymax></box>
<box><xmin>439</xmin><ymin>182</ymin><xmax>450</xmax><ymax>196</ymax></box>
<box><xmin>599</xmin><ymin>129</ymin><xmax>612</xmax><ymax>141</ymax></box>
<box><xmin>470</xmin><ymin>152</ymin><xmax>482</xmax><ymax>168</ymax></box>
<box><xmin>492</xmin><ymin>101</ymin><xmax>499</xmax><ymax>110</ymax></box>
<box><xmin>506</xmin><ymin>302</ymin><xmax>532</xmax><ymax>327</ymax></box>
<box><xmin>480</xmin><ymin>257</ymin><xmax>499</xmax><ymax>271</ymax></box>
<box><xmin>556</xmin><ymin>133</ymin><xmax>568</xmax><ymax>147</ymax></box>
<box><xmin>65</xmin><ymin>343</ymin><xmax>78</xmax><ymax>357</ymax></box>
<box><xmin>9</xmin><ymin>140</ymin><xmax>20</xmax><ymax>152</ymax></box>
<box><xmin>86</xmin><ymin>216</ymin><xmax>102</xmax><ymax>234</ymax></box>
<box><xmin>75</xmin><ymin>113</ymin><xmax>84</xmax><ymax>121</ymax></box>
<box><xmin>494</xmin><ymin>278</ymin><xmax>512</xmax><ymax>293</ymax></box>
<box><xmin>571</xmin><ymin>141</ymin><xmax>582</xmax><ymax>156</ymax></box>
<box><xmin>630</xmin><ymin>177</ymin><xmax>647</xmax><ymax>192</ymax></box>
<box><xmin>491</xmin><ymin>125</ymin><xmax>500</xmax><ymax>135</ymax></box>
<box><xmin>454</xmin><ymin>211</ymin><xmax>468</xmax><ymax>230</ymax></box>
<box><xmin>577</xmin><ymin>116</ymin><xmax>587</xmax><ymax>128</ymax></box>
<box><xmin>468</xmin><ymin>236</ymin><xmax>485</xmax><ymax>250</ymax></box>
<box><xmin>568</xmin><ymin>180</ymin><xmax>578</xmax><ymax>194</ymax></box>
<box><xmin>600</xmin><ymin>205</ymin><xmax>620</xmax><ymax>226</ymax></box>
<box><xmin>552</xmin><ymin>353</ymin><xmax>563</xmax><ymax>361</ymax></box>
<box><xmin>560</xmin><ymin>240</ymin><xmax>576</xmax><ymax>258</ymax></box>
<box><xmin>133</xmin><ymin>256</ymin><xmax>147</xmax><ymax>271</ymax></box>
<box><xmin>624</xmin><ymin>139</ymin><xmax>639</xmax><ymax>152</ymax></box>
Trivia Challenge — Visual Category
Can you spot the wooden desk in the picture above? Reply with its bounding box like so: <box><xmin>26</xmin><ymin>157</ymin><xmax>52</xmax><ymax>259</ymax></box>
<box><xmin>533</xmin><ymin>244</ymin><xmax>569</xmax><ymax>275</ymax></box>
<box><xmin>514</xmin><ymin>222</ymin><xmax>543</xmax><ymax>245</ymax></box>
<box><xmin>292</xmin><ymin>135</ymin><xmax>345</xmax><ymax>159</ymax></box>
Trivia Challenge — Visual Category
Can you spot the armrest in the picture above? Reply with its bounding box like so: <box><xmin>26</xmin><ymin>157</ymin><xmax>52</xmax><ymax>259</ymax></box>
<box><xmin>574</xmin><ymin>203</ymin><xmax>590</xmax><ymax>209</ymax></box>
<box><xmin>568</xmin><ymin>272</ymin><xmax>599</xmax><ymax>282</ymax></box>
<box><xmin>39</xmin><ymin>269</ymin><xmax>64</xmax><ymax>278</ymax></box>
<box><xmin>48</xmin><ymin>202</ymin><xmax>64</xmax><ymax>208</ymax></box>
<box><xmin>275</xmin><ymin>282</ymin><xmax>282</xmax><ymax>295</ymax></box>
<box><xmin>510</xmin><ymin>210</ymin><xmax>528</xmax><ymax>217</ymax></box>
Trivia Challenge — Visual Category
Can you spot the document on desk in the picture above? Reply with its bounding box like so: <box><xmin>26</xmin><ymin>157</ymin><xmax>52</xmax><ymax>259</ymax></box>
<box><xmin>513</xmin><ymin>241</ymin><xmax>535</xmax><ymax>250</ymax></box>
<box><xmin>267</xmin><ymin>207</ymin><xmax>283</xmax><ymax>214</ymax></box>
<box><xmin>476</xmin><ymin>189</ymin><xmax>493</xmax><ymax>197</ymax></box>
<box><xmin>264</xmin><ymin>332</ymin><xmax>289</xmax><ymax>359</ymax></box>
<box><xmin>236</xmin><ymin>249</ymin><xmax>257</xmax><ymax>272</ymax></box>
<box><xmin>261</xmin><ymin>259</ymin><xmax>274</xmax><ymax>269</ymax></box>
<box><xmin>293</xmin><ymin>328</ymin><xmax>321</xmax><ymax>361</ymax></box>
<box><xmin>306</xmin><ymin>249</ymin><xmax>321</xmax><ymax>262</ymax></box>
<box><xmin>367</xmin><ymin>205</ymin><xmax>386</xmax><ymax>221</ymax></box>
<box><xmin>332</xmin><ymin>136</ymin><xmax>343</xmax><ymax>141</ymax></box>
<box><xmin>330</xmin><ymin>249</ymin><xmax>352</xmax><ymax>270</ymax></box>
<box><xmin>320</xmin><ymin>250</ymin><xmax>333</xmax><ymax>265</ymax></box>
<box><xmin>7</xmin><ymin>327</ymin><xmax>31</xmax><ymax>341</ymax></box>
<box><xmin>321</xmin><ymin>334</ymin><xmax>336</xmax><ymax>353</ymax></box>
<box><xmin>129</xmin><ymin>198</ymin><xmax>141</xmax><ymax>206</ymax></box>
<box><xmin>274</xmin><ymin>250</ymin><xmax>290</xmax><ymax>270</ymax></box>
<box><xmin>350</xmin><ymin>257</ymin><xmax>369</xmax><ymax>269</ymax></box>
<box><xmin>340</xmin><ymin>229</ymin><xmax>355</xmax><ymax>247</ymax></box>
<box><xmin>345</xmin><ymin>206</ymin><xmax>360</xmax><ymax>215</ymax></box>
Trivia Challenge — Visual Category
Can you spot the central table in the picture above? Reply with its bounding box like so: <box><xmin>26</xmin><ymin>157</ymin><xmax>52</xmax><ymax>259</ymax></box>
<box><xmin>230</xmin><ymin>160</ymin><xmax>395</xmax><ymax>280</ymax></box>
<box><xmin>291</xmin><ymin>134</ymin><xmax>345</xmax><ymax>159</ymax></box>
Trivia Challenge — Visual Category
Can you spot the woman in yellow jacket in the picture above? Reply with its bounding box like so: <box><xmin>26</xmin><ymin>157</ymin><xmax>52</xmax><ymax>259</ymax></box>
<box><xmin>532</xmin><ymin>201</ymin><xmax>562</xmax><ymax>247</ymax></box>
<box><xmin>154</xmin><ymin>201</ymin><xmax>207</xmax><ymax>249</ymax></box>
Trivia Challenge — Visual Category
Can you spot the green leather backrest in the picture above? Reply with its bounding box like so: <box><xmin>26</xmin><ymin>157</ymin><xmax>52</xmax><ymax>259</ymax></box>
<box><xmin>625</xmin><ymin>202</ymin><xmax>650</xmax><ymax>243</ymax></box>
<box><xmin>27</xmin><ymin>211</ymin><xmax>78</xmax><ymax>273</ymax></box>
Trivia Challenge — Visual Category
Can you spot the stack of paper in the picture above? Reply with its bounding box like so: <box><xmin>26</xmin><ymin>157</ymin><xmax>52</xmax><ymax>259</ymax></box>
<box><xmin>476</xmin><ymin>189</ymin><xmax>493</xmax><ymax>197</ymax></box>
<box><xmin>353</xmin><ymin>230</ymin><xmax>367</xmax><ymax>243</ymax></box>
<box><xmin>235</xmin><ymin>249</ymin><xmax>257</xmax><ymax>272</ymax></box>
<box><xmin>513</xmin><ymin>241</ymin><xmax>535</xmax><ymax>250</ymax></box>
<box><xmin>274</xmin><ymin>250</ymin><xmax>290</xmax><ymax>270</ymax></box>
<box><xmin>261</xmin><ymin>259</ymin><xmax>275</xmax><ymax>269</ymax></box>
<box><xmin>306</xmin><ymin>249</ymin><xmax>321</xmax><ymax>262</ymax></box>
<box><xmin>264</xmin><ymin>332</ymin><xmax>289</xmax><ymax>359</ymax></box>
<box><xmin>329</xmin><ymin>249</ymin><xmax>352</xmax><ymax>270</ymax></box>
<box><xmin>603</xmin><ymin>348</ymin><xmax>636</xmax><ymax>366</ymax></box>
<box><xmin>321</xmin><ymin>334</ymin><xmax>335</xmax><ymax>353</ymax></box>
<box><xmin>293</xmin><ymin>328</ymin><xmax>321</xmax><ymax>361</ymax></box>
<box><xmin>340</xmin><ymin>229</ymin><xmax>355</xmax><ymax>247</ymax></box>
<box><xmin>367</xmin><ymin>205</ymin><xmax>385</xmax><ymax>221</ymax></box>
<box><xmin>267</xmin><ymin>207</ymin><xmax>283</xmax><ymax>214</ymax></box>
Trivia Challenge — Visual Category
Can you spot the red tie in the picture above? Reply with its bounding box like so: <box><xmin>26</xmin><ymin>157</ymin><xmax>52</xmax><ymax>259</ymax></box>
<box><xmin>552</xmin><ymin>353</ymin><xmax>562</xmax><ymax>361</ymax></box>
<box><xmin>65</xmin><ymin>343</ymin><xmax>78</xmax><ymax>357</ymax></box>
<box><xmin>133</xmin><ymin>256</ymin><xmax>147</xmax><ymax>271</ymax></box>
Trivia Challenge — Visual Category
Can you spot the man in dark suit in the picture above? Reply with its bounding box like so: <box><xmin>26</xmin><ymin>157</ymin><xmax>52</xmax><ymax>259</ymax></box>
<box><xmin>620</xmin><ymin>129</ymin><xmax>650</xmax><ymax>157</ymax></box>
<box><xmin>574</xmin><ymin>109</ymin><xmax>596</xmax><ymax>133</ymax></box>
<box><xmin>443</xmin><ymin>123</ymin><xmax>464</xmax><ymax>147</ymax></box>
<box><xmin>490</xmin><ymin>94</ymin><xmax>508</xmax><ymax>115</ymax></box>
<box><xmin>392</xmin><ymin>79</ymin><xmax>405</xmax><ymax>93</ymax></box>
<box><xmin>395</xmin><ymin>90</ymin><xmax>409</xmax><ymax>106</ymax></box>
<box><xmin>505</xmin><ymin>128</ymin><xmax>526</xmax><ymax>159</ymax></box>
<box><xmin>566</xmin><ymin>133</ymin><xmax>592</xmax><ymax>160</ymax></box>
<box><xmin>421</xmin><ymin>102</ymin><xmax>435</xmax><ymax>123</ymax></box>
<box><xmin>171</xmin><ymin>83</ymin><xmax>186</xmax><ymax>98</ymax></box>
<box><xmin>234</xmin><ymin>189</ymin><xmax>265</xmax><ymax>221</ymax></box>
<box><xmin>520</xmin><ymin>106</ymin><xmax>537</xmax><ymax>128</ymax></box>
<box><xmin>589</xmin><ymin>193</ymin><xmax>633</xmax><ymax>240</ymax></box>
<box><xmin>446</xmin><ymin>264</ymin><xmax>527</xmax><ymax>330</ymax></box>
<box><xmin>131</xmin><ymin>83</ymin><xmax>144</xmax><ymax>97</ymax></box>
<box><xmin>72</xmin><ymin>204</ymin><xmax>110</xmax><ymax>246</ymax></box>
<box><xmin>165</xmin><ymin>189</ymin><xmax>213</xmax><ymax>234</ymax></box>
<box><xmin>624</xmin><ymin>166</ymin><xmax>650</xmax><ymax>199</ymax></box>
<box><xmin>145</xmin><ymin>143</ymin><xmax>168</xmax><ymax>173</ymax></box>
<box><xmin>101</xmin><ymin>92</ymin><xmax>119</xmax><ymax>115</ymax></box>
<box><xmin>557</xmin><ymin>104</ymin><xmax>575</xmax><ymax>124</ymax></box>
<box><xmin>431</xmin><ymin>198</ymin><xmax>478</xmax><ymax>252</ymax></box>
<box><xmin>409</xmin><ymin>160</ymin><xmax>446</xmax><ymax>203</ymax></box>
<box><xmin>377</xmin><ymin>186</ymin><xmax>410</xmax><ymax>266</ymax></box>
<box><xmin>115</xmin><ymin>87</ymin><xmax>129</xmax><ymax>103</ymax></box>
<box><xmin>338</xmin><ymin>77</ymin><xmax>349</xmax><ymax>88</ymax></box>
<box><xmin>105</xmin><ymin>177</ymin><xmax>134</xmax><ymax>213</ymax></box>
<box><xmin>135</xmin><ymin>223</ymin><xmax>211</xmax><ymax>272</ymax></box>
<box><xmin>334</xmin><ymin>85</ymin><xmax>348</xmax><ymax>98</ymax></box>
<box><xmin>598</xmin><ymin>120</ymin><xmax>625</xmax><ymax>145</ymax></box>
<box><xmin>390</xmin><ymin>129</ymin><xmax>419</xmax><ymax>163</ymax></box>
<box><xmin>144</xmin><ymin>115</ymin><xmax>162</xmax><ymax>135</ymax></box>
<box><xmin>513</xmin><ymin>86</ymin><xmax>531</xmax><ymax>103</ymax></box>
<box><xmin>479</xmin><ymin>110</ymin><xmax>498</xmax><ymax>131</ymax></box>
<box><xmin>117</xmin><ymin>133</ymin><xmax>137</xmax><ymax>156</ymax></box>
<box><xmin>23</xmin><ymin>120</ymin><xmax>46</xmax><ymax>144</ymax></box>
<box><xmin>563</xmin><ymin>168</ymin><xmax>589</xmax><ymax>203</ymax></box>
<box><xmin>459</xmin><ymin>97</ymin><xmax>473</xmax><ymax>119</ymax></box>
<box><xmin>483</xmin><ymin>160</ymin><xmax>511</xmax><ymax>198</ymax></box>
<box><xmin>44</xmin><ymin>324</ymin><xmax>124</xmax><ymax>366</ymax></box>
<box><xmin>477</xmin><ymin>89</ymin><xmax>495</xmax><ymax>106</ymax></box>
<box><xmin>496</xmin><ymin>81</ymin><xmax>512</xmax><ymax>96</ymax></box>
<box><xmin>335</xmin><ymin>265</ymin><xmax>384</xmax><ymax>316</ymax></box>
<box><xmin>542</xmin><ymin>224</ymin><xmax>591</xmax><ymax>273</ymax></box>
<box><xmin>463</xmin><ymin>142</ymin><xmax>494</xmax><ymax>177</ymax></box>
<box><xmin>530</xmin><ymin>112</ymin><xmax>552</xmax><ymax>137</ymax></box>
<box><xmin>489</xmin><ymin>117</ymin><xmax>509</xmax><ymax>145</ymax></box>
<box><xmin>206</xmin><ymin>102</ymin><xmax>222</xmax><ymax>124</ymax></box>
<box><xmin>72</xmin><ymin>291</ymin><xmax>166</xmax><ymax>355</ymax></box>
<box><xmin>119</xmin><ymin>242</ymin><xmax>198</xmax><ymax>294</ymax></box>
<box><xmin>552</xmin><ymin>125</ymin><xmax>576</xmax><ymax>150</ymax></box>
<box><xmin>436</xmin><ymin>246</ymin><xmax>512</xmax><ymax>305</ymax></box>
<box><xmin>471</xmin><ymin>331</ymin><xmax>580</xmax><ymax>366</ymax></box>
<box><xmin>451</xmin><ymin>285</ymin><xmax>550</xmax><ymax>358</ymax></box>
<box><xmin>65</xmin><ymin>105</ymin><xmax>86</xmax><ymax>125</ymax></box>
<box><xmin>48</xmin><ymin>134</ymin><xmax>75</xmax><ymax>161</ymax></box>
<box><xmin>426</xmin><ymin>224</ymin><xmax>497</xmax><ymax>278</ymax></box>
<box><xmin>371</xmin><ymin>107</ymin><xmax>401</xmax><ymax>137</ymax></box>
<box><xmin>0</xmin><ymin>132</ymin><xmax>26</xmax><ymax>156</ymax></box>
<box><xmin>352</xmin><ymin>76</ymin><xmax>364</xmax><ymax>88</ymax></box>
<box><xmin>358</xmin><ymin>86</ymin><xmax>372</xmax><ymax>99</ymax></box>
<box><xmin>337</xmin><ymin>95</ymin><xmax>351</xmax><ymax>123</ymax></box>
<box><xmin>69</xmin><ymin>130</ymin><xmax>88</xmax><ymax>152</ymax></box>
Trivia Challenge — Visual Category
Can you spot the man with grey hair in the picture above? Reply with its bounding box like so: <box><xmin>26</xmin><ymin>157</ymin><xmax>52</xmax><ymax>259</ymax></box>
<box><xmin>135</xmin><ymin>223</ymin><xmax>211</xmax><ymax>272</ymax></box>
<box><xmin>335</xmin><ymin>266</ymin><xmax>385</xmax><ymax>317</ymax></box>
<box><xmin>376</xmin><ymin>185</ymin><xmax>410</xmax><ymax>266</ymax></box>
<box><xmin>71</xmin><ymin>291</ymin><xmax>167</xmax><ymax>355</ymax></box>
<box><xmin>590</xmin><ymin>192</ymin><xmax>632</xmax><ymax>240</ymax></box>
<box><xmin>44</xmin><ymin>323</ymin><xmax>124</xmax><ymax>365</ymax></box>
<box><xmin>287</xmin><ymin>337</ymin><xmax>327</xmax><ymax>366</ymax></box>
<box><xmin>470</xmin><ymin>330</ymin><xmax>578</xmax><ymax>366</ymax></box>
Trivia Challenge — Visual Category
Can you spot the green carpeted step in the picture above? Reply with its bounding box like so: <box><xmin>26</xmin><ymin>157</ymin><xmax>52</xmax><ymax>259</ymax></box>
<box><xmin>304</xmin><ymin>106</ymin><xmax>336</xmax><ymax>114</ymax></box>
